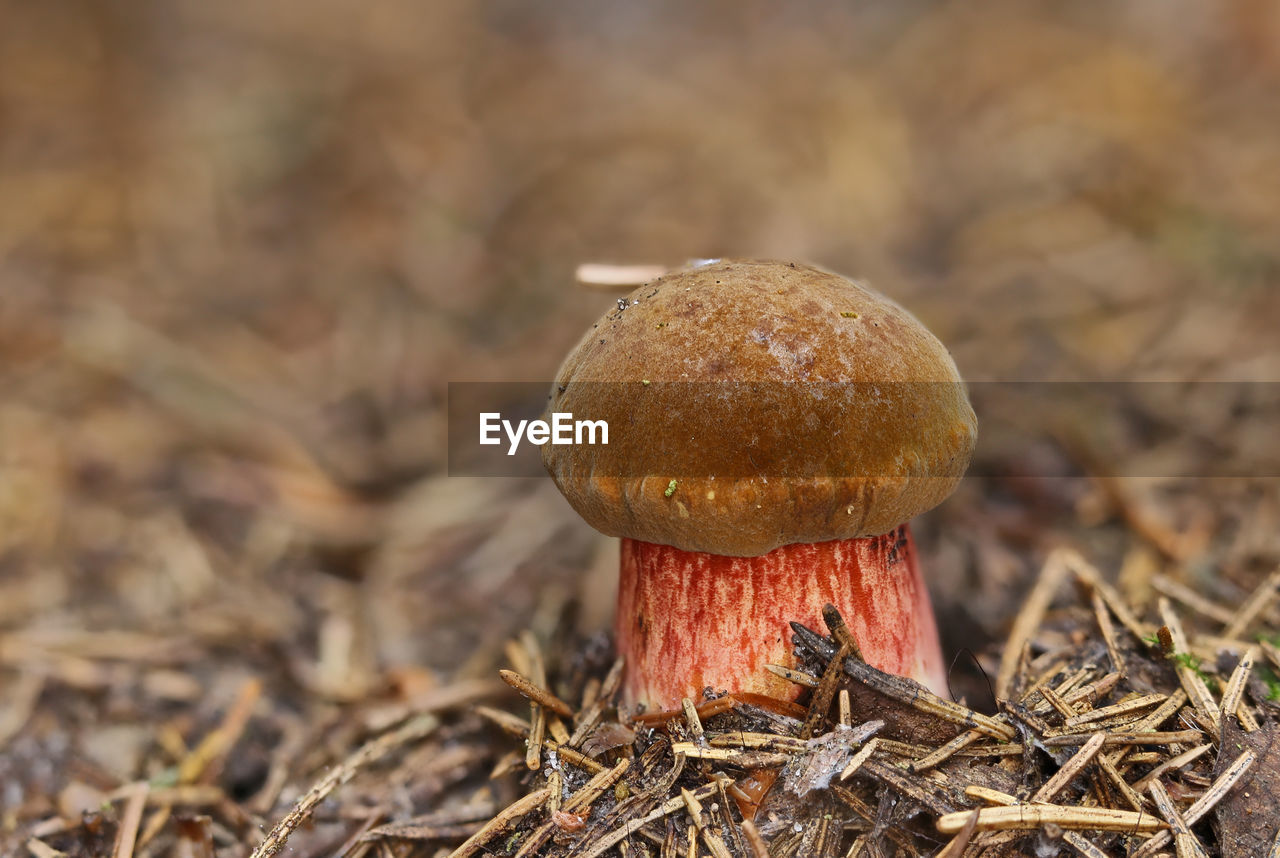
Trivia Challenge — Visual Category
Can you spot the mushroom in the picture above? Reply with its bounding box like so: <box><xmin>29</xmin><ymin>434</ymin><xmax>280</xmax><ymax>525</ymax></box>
<box><xmin>543</xmin><ymin>260</ymin><xmax>976</xmax><ymax>713</ymax></box>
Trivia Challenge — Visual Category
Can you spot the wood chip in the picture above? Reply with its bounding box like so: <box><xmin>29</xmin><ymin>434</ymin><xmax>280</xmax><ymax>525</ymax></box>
<box><xmin>840</xmin><ymin>657</ymin><xmax>1015</xmax><ymax>741</ymax></box>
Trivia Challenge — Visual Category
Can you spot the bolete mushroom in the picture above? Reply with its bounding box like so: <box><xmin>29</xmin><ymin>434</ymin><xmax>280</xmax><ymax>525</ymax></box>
<box><xmin>543</xmin><ymin>260</ymin><xmax>975</xmax><ymax>713</ymax></box>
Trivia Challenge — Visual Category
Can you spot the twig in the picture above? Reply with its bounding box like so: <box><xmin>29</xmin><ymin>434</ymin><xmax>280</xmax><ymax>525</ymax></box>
<box><xmin>178</xmin><ymin>677</ymin><xmax>262</xmax><ymax>784</ymax></box>
<box><xmin>1130</xmin><ymin>748</ymin><xmax>1258</xmax><ymax>858</ymax></box>
<box><xmin>934</xmin><ymin>808</ymin><xmax>979</xmax><ymax>858</ymax></box>
<box><xmin>739</xmin><ymin>819</ymin><xmax>771</xmax><ymax>858</ymax></box>
<box><xmin>499</xmin><ymin>669</ymin><xmax>574</xmax><ymax>718</ymax></box>
<box><xmin>1064</xmin><ymin>551</ymin><xmax>1151</xmax><ymax>643</ymax></box>
<box><xmin>571</xmin><ymin>781</ymin><xmax>724</xmax><ymax>858</ymax></box>
<box><xmin>1219</xmin><ymin>647</ymin><xmax>1257</xmax><ymax>733</ymax></box>
<box><xmin>446</xmin><ymin>788</ymin><xmax>552</xmax><ymax>858</ymax></box>
<box><xmin>1090</xmin><ymin>588</ymin><xmax>1126</xmax><ymax>677</ymax></box>
<box><xmin>1158</xmin><ymin>599</ymin><xmax>1220</xmax><ymax>743</ymax></box>
<box><xmin>935</xmin><ymin>804</ymin><xmax>1166</xmax><ymax>834</ymax></box>
<box><xmin>997</xmin><ymin>550</ymin><xmax>1069</xmax><ymax>700</ymax></box>
<box><xmin>1147</xmin><ymin>778</ymin><xmax>1209</xmax><ymax>858</ymax></box>
<box><xmin>110</xmin><ymin>782</ymin><xmax>149</xmax><ymax>858</ymax></box>
<box><xmin>250</xmin><ymin>715</ymin><xmax>438</xmax><ymax>858</ymax></box>
<box><xmin>1223</xmin><ymin>565</ymin><xmax>1280</xmax><ymax>640</ymax></box>
<box><xmin>1032</xmin><ymin>732</ymin><xmax>1106</xmax><ymax>802</ymax></box>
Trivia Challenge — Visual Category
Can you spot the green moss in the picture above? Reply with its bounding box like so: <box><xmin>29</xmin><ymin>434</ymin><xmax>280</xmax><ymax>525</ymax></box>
<box><xmin>1170</xmin><ymin>650</ymin><xmax>1217</xmax><ymax>690</ymax></box>
<box><xmin>1256</xmin><ymin>663</ymin><xmax>1280</xmax><ymax>702</ymax></box>
<box><xmin>664</xmin><ymin>479</ymin><xmax>677</xmax><ymax>498</ymax></box>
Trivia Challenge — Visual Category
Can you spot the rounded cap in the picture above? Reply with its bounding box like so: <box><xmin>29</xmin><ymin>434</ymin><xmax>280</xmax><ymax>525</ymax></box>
<box><xmin>542</xmin><ymin>259</ymin><xmax>976</xmax><ymax>556</ymax></box>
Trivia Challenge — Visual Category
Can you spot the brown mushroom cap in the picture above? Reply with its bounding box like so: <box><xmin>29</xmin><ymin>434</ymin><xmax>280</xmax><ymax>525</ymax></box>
<box><xmin>543</xmin><ymin>259</ymin><xmax>976</xmax><ymax>556</ymax></box>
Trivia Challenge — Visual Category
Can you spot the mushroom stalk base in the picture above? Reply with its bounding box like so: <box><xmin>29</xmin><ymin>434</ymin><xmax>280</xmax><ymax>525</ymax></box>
<box><xmin>616</xmin><ymin>527</ymin><xmax>947</xmax><ymax>713</ymax></box>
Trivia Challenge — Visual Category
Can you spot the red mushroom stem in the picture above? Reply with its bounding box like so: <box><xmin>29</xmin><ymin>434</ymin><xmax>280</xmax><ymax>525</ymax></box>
<box><xmin>615</xmin><ymin>524</ymin><xmax>947</xmax><ymax>713</ymax></box>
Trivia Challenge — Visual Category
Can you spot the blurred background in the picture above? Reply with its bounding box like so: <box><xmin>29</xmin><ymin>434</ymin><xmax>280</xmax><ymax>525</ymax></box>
<box><xmin>2</xmin><ymin>0</ymin><xmax>1279</xmax><ymax>837</ymax></box>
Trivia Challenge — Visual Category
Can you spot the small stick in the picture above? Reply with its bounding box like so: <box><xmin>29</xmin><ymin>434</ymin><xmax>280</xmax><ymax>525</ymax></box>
<box><xmin>447</xmin><ymin>788</ymin><xmax>552</xmax><ymax>858</ymax></box>
<box><xmin>546</xmin><ymin>770</ymin><xmax>562</xmax><ymax>815</ymax></box>
<box><xmin>569</xmin><ymin>658</ymin><xmax>623</xmax><ymax>747</ymax></box>
<box><xmin>252</xmin><ymin>715</ymin><xmax>438</xmax><ymax>858</ymax></box>
<box><xmin>1032</xmin><ymin>732</ymin><xmax>1106</xmax><ymax>802</ymax></box>
<box><xmin>547</xmin><ymin>716</ymin><xmax>571</xmax><ymax>745</ymax></box>
<box><xmin>110</xmin><ymin>782</ymin><xmax>149</xmax><ymax>858</ymax></box>
<box><xmin>934</xmin><ymin>808</ymin><xmax>980</xmax><ymax>858</ymax></box>
<box><xmin>838</xmin><ymin>738</ymin><xmax>880</xmax><ymax>781</ymax></box>
<box><xmin>681</xmin><ymin>788</ymin><xmax>732</xmax><ymax>858</ymax></box>
<box><xmin>802</xmin><ymin>638</ymin><xmax>852</xmax><ymax>739</ymax></box>
<box><xmin>1131</xmin><ymin>744</ymin><xmax>1212</xmax><ymax>795</ymax></box>
<box><xmin>1091</xmin><ymin>588</ymin><xmax>1126</xmax><ymax>677</ymax></box>
<box><xmin>520</xmin><ymin>632</ymin><xmax>549</xmax><ymax>771</ymax></box>
<box><xmin>708</xmin><ymin>733</ymin><xmax>809</xmax><ymax>752</ymax></box>
<box><xmin>178</xmin><ymin>677</ymin><xmax>262</xmax><ymax>784</ymax></box>
<box><xmin>954</xmin><ymin>742</ymin><xmax>1025</xmax><ymax>758</ymax></box>
<box><xmin>1062</xmin><ymin>694</ymin><xmax>1165</xmax><ymax>730</ymax></box>
<box><xmin>822</xmin><ymin>604</ymin><xmax>863</xmax><ymax>660</ymax></box>
<box><xmin>1158</xmin><ymin>599</ymin><xmax>1220</xmax><ymax>743</ymax></box>
<box><xmin>764</xmin><ymin>664</ymin><xmax>819</xmax><ymax>687</ymax></box>
<box><xmin>1147</xmin><ymin>778</ymin><xmax>1210</xmax><ymax>858</ymax></box>
<box><xmin>935</xmin><ymin>804</ymin><xmax>1166</xmax><ymax>834</ymax></box>
<box><xmin>1151</xmin><ymin>574</ymin><xmax>1235</xmax><ymax>626</ymax></box>
<box><xmin>1218</xmin><ymin>648</ymin><xmax>1257</xmax><ymax>733</ymax></box>
<box><xmin>1064</xmin><ymin>551</ymin><xmax>1152</xmax><ymax>643</ymax></box>
<box><xmin>681</xmin><ymin>698</ymin><xmax>706</xmax><ymax>744</ymax></box>
<box><xmin>739</xmin><ymin>819</ymin><xmax>771</xmax><ymax>858</ymax></box>
<box><xmin>1130</xmin><ymin>689</ymin><xmax>1188</xmax><ymax>733</ymax></box>
<box><xmin>1062</xmin><ymin>831</ymin><xmax>1111</xmax><ymax>858</ymax></box>
<box><xmin>997</xmin><ymin>550</ymin><xmax>1069</xmax><ymax>700</ymax></box>
<box><xmin>25</xmin><ymin>840</ymin><xmax>65</xmax><ymax>858</ymax></box>
<box><xmin>911</xmin><ymin>729</ymin><xmax>983</xmax><ymax>773</ymax></box>
<box><xmin>1095</xmin><ymin>752</ymin><xmax>1145</xmax><ymax>812</ymax></box>
<box><xmin>1042</xmin><ymin>729</ymin><xmax>1203</xmax><ymax>748</ymax></box>
<box><xmin>499</xmin><ymin>669</ymin><xmax>574</xmax><ymax>718</ymax></box>
<box><xmin>1222</xmin><ymin>565</ymin><xmax>1280</xmax><ymax>640</ymax></box>
<box><xmin>1040</xmin><ymin>685</ymin><xmax>1080</xmax><ymax>720</ymax></box>
<box><xmin>1130</xmin><ymin>748</ymin><xmax>1258</xmax><ymax>858</ymax></box>
<box><xmin>964</xmin><ymin>785</ymin><xmax>1017</xmax><ymax>805</ymax></box>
